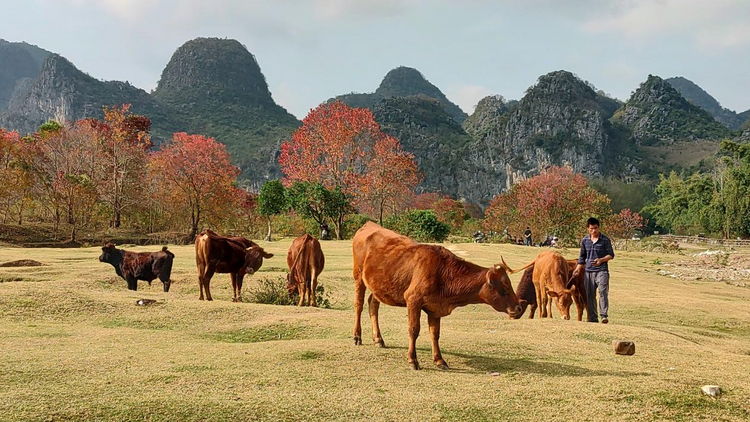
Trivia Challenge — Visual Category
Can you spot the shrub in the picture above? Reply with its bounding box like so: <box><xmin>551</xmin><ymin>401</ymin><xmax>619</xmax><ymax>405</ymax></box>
<box><xmin>385</xmin><ymin>210</ymin><xmax>450</xmax><ymax>242</ymax></box>
<box><xmin>245</xmin><ymin>276</ymin><xmax>331</xmax><ymax>308</ymax></box>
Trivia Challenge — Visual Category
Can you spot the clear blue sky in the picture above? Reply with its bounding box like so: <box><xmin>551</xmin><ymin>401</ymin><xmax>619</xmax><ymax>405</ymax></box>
<box><xmin>2</xmin><ymin>0</ymin><xmax>748</xmax><ymax>119</ymax></box>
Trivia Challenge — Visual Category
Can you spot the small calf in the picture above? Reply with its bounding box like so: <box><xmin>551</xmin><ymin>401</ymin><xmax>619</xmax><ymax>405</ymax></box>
<box><xmin>99</xmin><ymin>243</ymin><xmax>174</xmax><ymax>292</ymax></box>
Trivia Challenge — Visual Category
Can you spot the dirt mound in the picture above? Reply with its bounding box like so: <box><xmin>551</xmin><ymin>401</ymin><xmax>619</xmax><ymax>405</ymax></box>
<box><xmin>657</xmin><ymin>250</ymin><xmax>750</xmax><ymax>287</ymax></box>
<box><xmin>0</xmin><ymin>259</ymin><xmax>45</xmax><ymax>267</ymax></box>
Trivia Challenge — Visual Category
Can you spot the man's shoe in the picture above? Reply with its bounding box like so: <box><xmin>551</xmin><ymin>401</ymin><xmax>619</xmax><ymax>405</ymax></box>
<box><xmin>601</xmin><ymin>317</ymin><xmax>609</xmax><ymax>324</ymax></box>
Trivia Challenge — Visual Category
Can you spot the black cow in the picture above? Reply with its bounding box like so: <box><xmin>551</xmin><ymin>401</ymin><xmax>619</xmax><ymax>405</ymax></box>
<box><xmin>99</xmin><ymin>243</ymin><xmax>175</xmax><ymax>292</ymax></box>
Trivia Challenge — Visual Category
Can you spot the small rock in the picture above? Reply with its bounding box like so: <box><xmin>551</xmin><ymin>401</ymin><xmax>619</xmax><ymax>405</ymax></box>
<box><xmin>701</xmin><ymin>385</ymin><xmax>721</xmax><ymax>398</ymax></box>
<box><xmin>135</xmin><ymin>298</ymin><xmax>157</xmax><ymax>306</ymax></box>
<box><xmin>490</xmin><ymin>372</ymin><xmax>500</xmax><ymax>377</ymax></box>
<box><xmin>613</xmin><ymin>340</ymin><xmax>635</xmax><ymax>355</ymax></box>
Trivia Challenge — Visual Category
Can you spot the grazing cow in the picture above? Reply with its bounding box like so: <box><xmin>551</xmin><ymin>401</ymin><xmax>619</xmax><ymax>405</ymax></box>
<box><xmin>194</xmin><ymin>230</ymin><xmax>273</xmax><ymax>302</ymax></box>
<box><xmin>514</xmin><ymin>253</ymin><xmax>588</xmax><ymax>320</ymax></box>
<box><xmin>511</xmin><ymin>260</ymin><xmax>586</xmax><ymax>320</ymax></box>
<box><xmin>511</xmin><ymin>266</ymin><xmax>537</xmax><ymax>319</ymax></box>
<box><xmin>352</xmin><ymin>222</ymin><xmax>525</xmax><ymax>370</ymax></box>
<box><xmin>99</xmin><ymin>243</ymin><xmax>174</xmax><ymax>292</ymax></box>
<box><xmin>286</xmin><ymin>234</ymin><xmax>325</xmax><ymax>307</ymax></box>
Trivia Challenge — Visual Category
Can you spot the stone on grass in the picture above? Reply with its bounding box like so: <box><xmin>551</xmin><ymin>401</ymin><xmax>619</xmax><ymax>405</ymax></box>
<box><xmin>612</xmin><ymin>340</ymin><xmax>635</xmax><ymax>355</ymax></box>
<box><xmin>135</xmin><ymin>298</ymin><xmax>157</xmax><ymax>306</ymax></box>
<box><xmin>701</xmin><ymin>385</ymin><xmax>721</xmax><ymax>398</ymax></box>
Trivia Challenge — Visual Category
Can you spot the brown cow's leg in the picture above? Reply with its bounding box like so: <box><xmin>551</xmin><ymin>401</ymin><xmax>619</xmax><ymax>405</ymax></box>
<box><xmin>574</xmin><ymin>293</ymin><xmax>584</xmax><ymax>322</ymax></box>
<box><xmin>353</xmin><ymin>277</ymin><xmax>365</xmax><ymax>345</ymax></box>
<box><xmin>428</xmin><ymin>314</ymin><xmax>448</xmax><ymax>370</ymax></box>
<box><xmin>197</xmin><ymin>265</ymin><xmax>205</xmax><ymax>300</ymax></box>
<box><xmin>546</xmin><ymin>295</ymin><xmax>553</xmax><ymax>318</ymax></box>
<box><xmin>203</xmin><ymin>266</ymin><xmax>215</xmax><ymax>301</ymax></box>
<box><xmin>535</xmin><ymin>284</ymin><xmax>545</xmax><ymax>318</ymax></box>
<box><xmin>310</xmin><ymin>270</ymin><xmax>318</xmax><ymax>307</ymax></box>
<box><xmin>528</xmin><ymin>303</ymin><xmax>537</xmax><ymax>319</ymax></box>
<box><xmin>298</xmin><ymin>281</ymin><xmax>306</xmax><ymax>307</ymax></box>
<box><xmin>230</xmin><ymin>273</ymin><xmax>238</xmax><ymax>302</ymax></box>
<box><xmin>368</xmin><ymin>294</ymin><xmax>385</xmax><ymax>347</ymax></box>
<box><xmin>406</xmin><ymin>300</ymin><xmax>422</xmax><ymax>370</ymax></box>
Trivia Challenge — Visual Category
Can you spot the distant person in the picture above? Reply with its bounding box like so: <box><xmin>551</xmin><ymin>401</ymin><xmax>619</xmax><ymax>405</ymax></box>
<box><xmin>573</xmin><ymin>217</ymin><xmax>615</xmax><ymax>324</ymax></box>
<box><xmin>320</xmin><ymin>223</ymin><xmax>330</xmax><ymax>240</ymax></box>
<box><xmin>524</xmin><ymin>227</ymin><xmax>533</xmax><ymax>246</ymax></box>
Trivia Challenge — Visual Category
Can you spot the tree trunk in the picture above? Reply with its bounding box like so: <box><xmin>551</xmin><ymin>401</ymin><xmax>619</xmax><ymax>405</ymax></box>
<box><xmin>335</xmin><ymin>214</ymin><xmax>344</xmax><ymax>240</ymax></box>
<box><xmin>379</xmin><ymin>197</ymin><xmax>387</xmax><ymax>226</ymax></box>
<box><xmin>265</xmin><ymin>216</ymin><xmax>272</xmax><ymax>241</ymax></box>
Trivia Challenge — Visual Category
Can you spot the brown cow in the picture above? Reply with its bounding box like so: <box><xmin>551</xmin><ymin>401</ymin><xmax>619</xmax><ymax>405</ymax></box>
<box><xmin>194</xmin><ymin>230</ymin><xmax>273</xmax><ymax>302</ymax></box>
<box><xmin>99</xmin><ymin>243</ymin><xmax>174</xmax><ymax>292</ymax></box>
<box><xmin>514</xmin><ymin>253</ymin><xmax>587</xmax><ymax>321</ymax></box>
<box><xmin>286</xmin><ymin>234</ymin><xmax>325</xmax><ymax>307</ymax></box>
<box><xmin>352</xmin><ymin>222</ymin><xmax>525</xmax><ymax>370</ymax></box>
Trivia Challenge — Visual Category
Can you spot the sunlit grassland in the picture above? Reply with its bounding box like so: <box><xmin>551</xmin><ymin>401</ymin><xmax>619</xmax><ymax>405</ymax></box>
<box><xmin>1</xmin><ymin>240</ymin><xmax>749</xmax><ymax>421</ymax></box>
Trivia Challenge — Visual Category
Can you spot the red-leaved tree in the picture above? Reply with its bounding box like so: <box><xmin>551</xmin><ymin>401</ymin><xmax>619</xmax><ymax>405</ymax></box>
<box><xmin>607</xmin><ymin>208</ymin><xmax>646</xmax><ymax>245</ymax></box>
<box><xmin>411</xmin><ymin>192</ymin><xmax>466</xmax><ymax>232</ymax></box>
<box><xmin>279</xmin><ymin>101</ymin><xmax>421</xmax><ymax>221</ymax></box>
<box><xmin>86</xmin><ymin>104</ymin><xmax>152</xmax><ymax>228</ymax></box>
<box><xmin>148</xmin><ymin>133</ymin><xmax>240</xmax><ymax>239</ymax></box>
<box><xmin>484</xmin><ymin>166</ymin><xmax>612</xmax><ymax>244</ymax></box>
<box><xmin>361</xmin><ymin>135</ymin><xmax>422</xmax><ymax>224</ymax></box>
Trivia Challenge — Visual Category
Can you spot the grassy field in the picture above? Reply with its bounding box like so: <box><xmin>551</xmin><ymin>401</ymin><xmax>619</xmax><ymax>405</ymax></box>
<box><xmin>1</xmin><ymin>240</ymin><xmax>749</xmax><ymax>421</ymax></box>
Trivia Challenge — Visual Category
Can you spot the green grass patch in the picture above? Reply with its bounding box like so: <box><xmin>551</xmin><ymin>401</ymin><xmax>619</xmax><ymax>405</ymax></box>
<box><xmin>204</xmin><ymin>323</ymin><xmax>311</xmax><ymax>343</ymax></box>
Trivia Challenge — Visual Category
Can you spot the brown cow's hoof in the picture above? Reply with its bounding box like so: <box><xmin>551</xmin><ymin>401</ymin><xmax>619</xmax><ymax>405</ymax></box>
<box><xmin>409</xmin><ymin>362</ymin><xmax>420</xmax><ymax>371</ymax></box>
<box><xmin>436</xmin><ymin>362</ymin><xmax>449</xmax><ymax>370</ymax></box>
<box><xmin>374</xmin><ymin>340</ymin><xmax>385</xmax><ymax>348</ymax></box>
<box><xmin>354</xmin><ymin>336</ymin><xmax>362</xmax><ymax>345</ymax></box>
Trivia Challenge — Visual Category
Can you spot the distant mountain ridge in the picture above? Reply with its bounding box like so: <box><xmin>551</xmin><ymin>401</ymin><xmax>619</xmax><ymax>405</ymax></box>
<box><xmin>0</xmin><ymin>39</ymin><xmax>51</xmax><ymax>110</ymax></box>
<box><xmin>334</xmin><ymin>66</ymin><xmax>467</xmax><ymax>123</ymax></box>
<box><xmin>666</xmin><ymin>76</ymin><xmax>746</xmax><ymax>130</ymax></box>
<box><xmin>613</xmin><ymin>75</ymin><xmax>730</xmax><ymax>145</ymax></box>
<box><xmin>153</xmin><ymin>38</ymin><xmax>300</xmax><ymax>182</ymax></box>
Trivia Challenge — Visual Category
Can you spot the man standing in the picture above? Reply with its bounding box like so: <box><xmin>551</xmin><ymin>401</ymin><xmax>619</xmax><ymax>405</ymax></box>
<box><xmin>524</xmin><ymin>226</ymin><xmax>533</xmax><ymax>246</ymax></box>
<box><xmin>573</xmin><ymin>217</ymin><xmax>615</xmax><ymax>324</ymax></box>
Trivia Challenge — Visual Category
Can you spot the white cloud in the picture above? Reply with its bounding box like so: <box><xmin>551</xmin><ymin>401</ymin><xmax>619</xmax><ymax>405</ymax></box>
<box><xmin>446</xmin><ymin>85</ymin><xmax>494</xmax><ymax>114</ymax></box>
<box><xmin>582</xmin><ymin>0</ymin><xmax>750</xmax><ymax>49</ymax></box>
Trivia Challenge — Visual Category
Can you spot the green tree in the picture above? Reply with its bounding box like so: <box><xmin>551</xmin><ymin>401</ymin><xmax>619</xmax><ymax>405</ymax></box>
<box><xmin>257</xmin><ymin>180</ymin><xmax>286</xmax><ymax>241</ymax></box>
<box><xmin>286</xmin><ymin>182</ymin><xmax>353</xmax><ymax>240</ymax></box>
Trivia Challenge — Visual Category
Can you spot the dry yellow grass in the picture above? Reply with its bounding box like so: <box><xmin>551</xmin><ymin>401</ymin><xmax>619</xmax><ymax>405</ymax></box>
<box><xmin>1</xmin><ymin>240</ymin><xmax>749</xmax><ymax>421</ymax></box>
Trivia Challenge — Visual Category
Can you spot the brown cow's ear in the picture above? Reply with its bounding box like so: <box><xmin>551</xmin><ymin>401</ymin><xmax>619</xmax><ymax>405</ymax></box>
<box><xmin>546</xmin><ymin>289</ymin><xmax>560</xmax><ymax>298</ymax></box>
<box><xmin>262</xmin><ymin>252</ymin><xmax>274</xmax><ymax>259</ymax></box>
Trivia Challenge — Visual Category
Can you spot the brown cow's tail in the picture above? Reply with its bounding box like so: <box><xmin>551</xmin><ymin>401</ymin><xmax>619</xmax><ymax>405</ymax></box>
<box><xmin>507</xmin><ymin>259</ymin><xmax>535</xmax><ymax>275</ymax></box>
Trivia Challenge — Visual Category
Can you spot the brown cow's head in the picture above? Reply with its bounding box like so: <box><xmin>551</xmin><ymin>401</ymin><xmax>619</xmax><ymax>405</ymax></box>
<box><xmin>481</xmin><ymin>258</ymin><xmax>525</xmax><ymax>318</ymax></box>
<box><xmin>286</xmin><ymin>271</ymin><xmax>299</xmax><ymax>296</ymax></box>
<box><xmin>244</xmin><ymin>245</ymin><xmax>274</xmax><ymax>275</ymax></box>
<box><xmin>546</xmin><ymin>284</ymin><xmax>576</xmax><ymax>320</ymax></box>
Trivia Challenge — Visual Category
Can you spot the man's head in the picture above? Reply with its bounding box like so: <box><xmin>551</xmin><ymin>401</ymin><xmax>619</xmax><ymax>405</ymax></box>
<box><xmin>526</xmin><ymin>226</ymin><xmax>530</xmax><ymax>230</ymax></box>
<box><xmin>587</xmin><ymin>217</ymin><xmax>600</xmax><ymax>237</ymax></box>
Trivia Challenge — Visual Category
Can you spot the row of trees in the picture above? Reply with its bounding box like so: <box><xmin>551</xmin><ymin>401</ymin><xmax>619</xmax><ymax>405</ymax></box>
<box><xmin>645</xmin><ymin>140</ymin><xmax>750</xmax><ymax>238</ymax></box>
<box><xmin>483</xmin><ymin>166</ymin><xmax>645</xmax><ymax>244</ymax></box>
<box><xmin>0</xmin><ymin>106</ymin><xmax>243</xmax><ymax>241</ymax></box>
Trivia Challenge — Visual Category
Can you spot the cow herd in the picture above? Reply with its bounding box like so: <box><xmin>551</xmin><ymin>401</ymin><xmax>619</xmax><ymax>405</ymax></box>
<box><xmin>99</xmin><ymin>222</ymin><xmax>595</xmax><ymax>370</ymax></box>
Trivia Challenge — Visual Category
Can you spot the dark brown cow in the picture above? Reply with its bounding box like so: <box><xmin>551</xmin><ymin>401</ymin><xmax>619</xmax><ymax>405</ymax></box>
<box><xmin>352</xmin><ymin>222</ymin><xmax>525</xmax><ymax>370</ymax></box>
<box><xmin>286</xmin><ymin>234</ymin><xmax>325</xmax><ymax>307</ymax></box>
<box><xmin>194</xmin><ymin>230</ymin><xmax>273</xmax><ymax>302</ymax></box>
<box><xmin>511</xmin><ymin>266</ymin><xmax>537</xmax><ymax>319</ymax></box>
<box><xmin>512</xmin><ymin>255</ymin><xmax>587</xmax><ymax>321</ymax></box>
<box><xmin>99</xmin><ymin>243</ymin><xmax>174</xmax><ymax>292</ymax></box>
